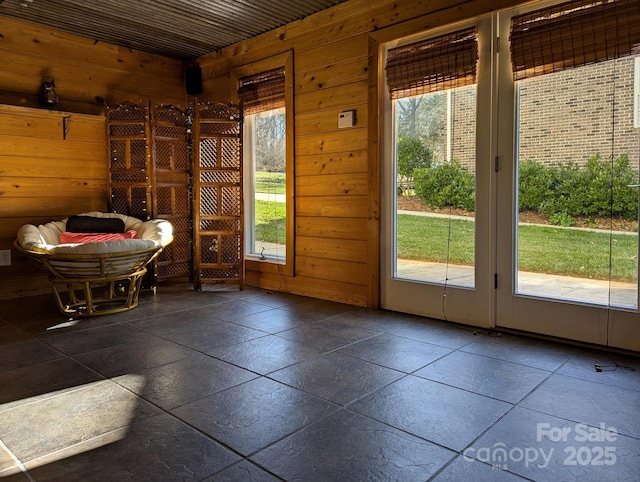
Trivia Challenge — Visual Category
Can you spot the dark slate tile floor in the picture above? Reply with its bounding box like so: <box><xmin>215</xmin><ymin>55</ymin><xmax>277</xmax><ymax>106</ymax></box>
<box><xmin>0</xmin><ymin>283</ymin><xmax>639</xmax><ymax>481</ymax></box>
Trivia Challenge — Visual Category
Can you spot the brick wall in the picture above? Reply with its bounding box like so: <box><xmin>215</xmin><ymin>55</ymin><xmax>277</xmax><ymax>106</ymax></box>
<box><xmin>445</xmin><ymin>57</ymin><xmax>639</xmax><ymax>172</ymax></box>
<box><xmin>518</xmin><ymin>57</ymin><xmax>638</xmax><ymax>168</ymax></box>
<box><xmin>450</xmin><ymin>86</ymin><xmax>477</xmax><ymax>171</ymax></box>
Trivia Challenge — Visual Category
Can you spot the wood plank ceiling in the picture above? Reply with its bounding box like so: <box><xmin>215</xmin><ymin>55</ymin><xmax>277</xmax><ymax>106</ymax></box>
<box><xmin>0</xmin><ymin>0</ymin><xmax>348</xmax><ymax>59</ymax></box>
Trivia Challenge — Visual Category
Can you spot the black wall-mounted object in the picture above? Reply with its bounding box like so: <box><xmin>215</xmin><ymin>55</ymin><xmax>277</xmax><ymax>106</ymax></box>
<box><xmin>185</xmin><ymin>67</ymin><xmax>203</xmax><ymax>96</ymax></box>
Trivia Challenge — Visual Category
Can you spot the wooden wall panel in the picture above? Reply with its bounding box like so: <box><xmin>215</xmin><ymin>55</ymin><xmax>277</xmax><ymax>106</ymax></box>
<box><xmin>296</xmin><ymin>128</ymin><xmax>368</xmax><ymax>157</ymax></box>
<box><xmin>0</xmin><ymin>106</ymin><xmax>107</xmax><ymax>299</ymax></box>
<box><xmin>296</xmin><ymin>173</ymin><xmax>368</xmax><ymax>197</ymax></box>
<box><xmin>0</xmin><ymin>0</ymin><xmax>526</xmax><ymax>305</ymax></box>
<box><xmin>2</xmin><ymin>136</ymin><xmax>105</xmax><ymax>159</ymax></box>
<box><xmin>295</xmin><ymin>151</ymin><xmax>369</xmax><ymax>176</ymax></box>
<box><xmin>294</xmin><ymin>36</ymin><xmax>370</xmax><ymax>74</ymax></box>
<box><xmin>0</xmin><ymin>111</ymin><xmax>104</xmax><ymax>139</ymax></box>
<box><xmin>296</xmin><ymin>217</ymin><xmax>368</xmax><ymax>240</ymax></box>
<box><xmin>2</xmin><ymin>158</ymin><xmax>105</xmax><ymax>180</ymax></box>
<box><xmin>0</xmin><ymin>197</ymin><xmax>104</xmax><ymax>219</ymax></box>
<box><xmin>196</xmin><ymin>0</ymin><xmax>523</xmax><ymax>308</ymax></box>
<box><xmin>0</xmin><ymin>16</ymin><xmax>185</xmax><ymax>111</ymax></box>
<box><xmin>295</xmin><ymin>81</ymin><xmax>368</xmax><ymax>115</ymax></box>
<box><xmin>0</xmin><ymin>17</ymin><xmax>186</xmax><ymax>300</ymax></box>
<box><xmin>295</xmin><ymin>256</ymin><xmax>368</xmax><ymax>286</ymax></box>
<box><xmin>296</xmin><ymin>108</ymin><xmax>369</xmax><ymax>136</ymax></box>
<box><xmin>244</xmin><ymin>268</ymin><xmax>369</xmax><ymax>306</ymax></box>
<box><xmin>297</xmin><ymin>196</ymin><xmax>369</xmax><ymax>218</ymax></box>
<box><xmin>0</xmin><ymin>179</ymin><xmax>105</xmax><ymax>199</ymax></box>
<box><xmin>297</xmin><ymin>237</ymin><xmax>368</xmax><ymax>263</ymax></box>
<box><xmin>295</xmin><ymin>60</ymin><xmax>369</xmax><ymax>96</ymax></box>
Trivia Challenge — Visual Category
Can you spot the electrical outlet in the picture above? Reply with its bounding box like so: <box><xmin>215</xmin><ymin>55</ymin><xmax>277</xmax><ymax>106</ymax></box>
<box><xmin>0</xmin><ymin>250</ymin><xmax>11</xmax><ymax>267</ymax></box>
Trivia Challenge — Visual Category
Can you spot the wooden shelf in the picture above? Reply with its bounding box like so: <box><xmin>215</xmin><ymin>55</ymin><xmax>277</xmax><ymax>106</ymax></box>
<box><xmin>0</xmin><ymin>90</ymin><xmax>104</xmax><ymax>116</ymax></box>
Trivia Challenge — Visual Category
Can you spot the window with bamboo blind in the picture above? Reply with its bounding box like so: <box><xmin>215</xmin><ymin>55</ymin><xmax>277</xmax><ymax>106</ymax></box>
<box><xmin>385</xmin><ymin>26</ymin><xmax>478</xmax><ymax>98</ymax></box>
<box><xmin>508</xmin><ymin>0</ymin><xmax>640</xmax><ymax>308</ymax></box>
<box><xmin>233</xmin><ymin>52</ymin><xmax>295</xmax><ymax>277</ymax></box>
<box><xmin>510</xmin><ymin>0</ymin><xmax>640</xmax><ymax>80</ymax></box>
<box><xmin>383</xmin><ymin>25</ymin><xmax>480</xmax><ymax>289</ymax></box>
<box><xmin>238</xmin><ymin>67</ymin><xmax>285</xmax><ymax>114</ymax></box>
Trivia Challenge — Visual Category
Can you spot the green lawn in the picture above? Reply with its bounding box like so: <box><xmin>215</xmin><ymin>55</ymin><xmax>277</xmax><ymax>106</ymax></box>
<box><xmin>398</xmin><ymin>214</ymin><xmax>638</xmax><ymax>282</ymax></box>
<box><xmin>397</xmin><ymin>215</ymin><xmax>475</xmax><ymax>264</ymax></box>
<box><xmin>517</xmin><ymin>224</ymin><xmax>637</xmax><ymax>282</ymax></box>
<box><xmin>255</xmin><ymin>200</ymin><xmax>286</xmax><ymax>245</ymax></box>
<box><xmin>255</xmin><ymin>172</ymin><xmax>285</xmax><ymax>195</ymax></box>
<box><xmin>255</xmin><ymin>202</ymin><xmax>638</xmax><ymax>282</ymax></box>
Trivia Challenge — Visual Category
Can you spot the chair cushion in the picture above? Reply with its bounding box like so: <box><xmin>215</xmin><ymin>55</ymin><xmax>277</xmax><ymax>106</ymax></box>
<box><xmin>16</xmin><ymin>212</ymin><xmax>173</xmax><ymax>253</ymax></box>
<box><xmin>66</xmin><ymin>215</ymin><xmax>125</xmax><ymax>233</ymax></box>
<box><xmin>59</xmin><ymin>230</ymin><xmax>137</xmax><ymax>244</ymax></box>
<box><xmin>51</xmin><ymin>239</ymin><xmax>158</xmax><ymax>255</ymax></box>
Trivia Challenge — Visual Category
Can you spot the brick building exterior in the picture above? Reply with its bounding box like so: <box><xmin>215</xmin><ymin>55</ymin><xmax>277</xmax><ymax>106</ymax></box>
<box><xmin>450</xmin><ymin>87</ymin><xmax>476</xmax><ymax>170</ymax></box>
<box><xmin>447</xmin><ymin>57</ymin><xmax>639</xmax><ymax>172</ymax></box>
<box><xmin>517</xmin><ymin>57</ymin><xmax>638</xmax><ymax>167</ymax></box>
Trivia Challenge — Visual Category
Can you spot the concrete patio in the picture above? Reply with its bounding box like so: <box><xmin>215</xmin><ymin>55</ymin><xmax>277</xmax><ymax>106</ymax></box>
<box><xmin>397</xmin><ymin>259</ymin><xmax>638</xmax><ymax>308</ymax></box>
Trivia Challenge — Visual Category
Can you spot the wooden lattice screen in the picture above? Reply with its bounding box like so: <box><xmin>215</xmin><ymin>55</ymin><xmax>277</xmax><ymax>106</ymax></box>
<box><xmin>106</xmin><ymin>102</ymin><xmax>151</xmax><ymax>220</ymax></box>
<box><xmin>151</xmin><ymin>104</ymin><xmax>192</xmax><ymax>281</ymax></box>
<box><xmin>106</xmin><ymin>101</ymin><xmax>192</xmax><ymax>285</ymax></box>
<box><xmin>192</xmin><ymin>102</ymin><xmax>244</xmax><ymax>290</ymax></box>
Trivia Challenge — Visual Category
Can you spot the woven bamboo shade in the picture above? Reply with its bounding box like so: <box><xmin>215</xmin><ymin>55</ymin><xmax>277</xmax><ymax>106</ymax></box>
<box><xmin>238</xmin><ymin>67</ymin><xmax>285</xmax><ymax>115</ymax></box>
<box><xmin>510</xmin><ymin>0</ymin><xmax>640</xmax><ymax>80</ymax></box>
<box><xmin>385</xmin><ymin>27</ymin><xmax>478</xmax><ymax>99</ymax></box>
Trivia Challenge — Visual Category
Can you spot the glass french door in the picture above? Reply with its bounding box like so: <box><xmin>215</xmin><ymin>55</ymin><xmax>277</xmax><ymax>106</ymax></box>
<box><xmin>381</xmin><ymin>3</ymin><xmax>640</xmax><ymax>352</ymax></box>
<box><xmin>494</xmin><ymin>5</ymin><xmax>640</xmax><ymax>351</ymax></box>
<box><xmin>381</xmin><ymin>17</ymin><xmax>495</xmax><ymax>328</ymax></box>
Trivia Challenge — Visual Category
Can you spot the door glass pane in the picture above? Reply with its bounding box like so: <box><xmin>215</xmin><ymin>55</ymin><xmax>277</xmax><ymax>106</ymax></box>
<box><xmin>516</xmin><ymin>56</ymin><xmax>639</xmax><ymax>308</ymax></box>
<box><xmin>394</xmin><ymin>86</ymin><xmax>476</xmax><ymax>287</ymax></box>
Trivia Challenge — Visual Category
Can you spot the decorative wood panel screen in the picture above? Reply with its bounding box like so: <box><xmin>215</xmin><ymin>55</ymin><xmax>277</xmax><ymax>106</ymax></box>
<box><xmin>192</xmin><ymin>102</ymin><xmax>244</xmax><ymax>290</ymax></box>
<box><xmin>106</xmin><ymin>102</ymin><xmax>151</xmax><ymax>220</ymax></box>
<box><xmin>151</xmin><ymin>104</ymin><xmax>192</xmax><ymax>281</ymax></box>
<box><xmin>106</xmin><ymin>102</ymin><xmax>156</xmax><ymax>288</ymax></box>
<box><xmin>107</xmin><ymin>101</ymin><xmax>192</xmax><ymax>286</ymax></box>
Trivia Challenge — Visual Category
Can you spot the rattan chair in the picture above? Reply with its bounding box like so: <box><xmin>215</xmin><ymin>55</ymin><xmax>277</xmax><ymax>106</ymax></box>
<box><xmin>15</xmin><ymin>212</ymin><xmax>173</xmax><ymax>317</ymax></box>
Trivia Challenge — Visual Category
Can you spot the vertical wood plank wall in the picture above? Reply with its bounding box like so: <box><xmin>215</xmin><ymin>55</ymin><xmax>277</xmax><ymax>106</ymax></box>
<box><xmin>0</xmin><ymin>17</ymin><xmax>185</xmax><ymax>299</ymax></box>
<box><xmin>197</xmin><ymin>0</ymin><xmax>519</xmax><ymax>307</ymax></box>
<box><xmin>0</xmin><ymin>0</ymin><xmax>522</xmax><ymax>305</ymax></box>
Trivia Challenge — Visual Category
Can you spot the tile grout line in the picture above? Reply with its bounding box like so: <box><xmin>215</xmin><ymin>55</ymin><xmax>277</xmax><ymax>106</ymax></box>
<box><xmin>0</xmin><ymin>437</ymin><xmax>35</xmax><ymax>482</ymax></box>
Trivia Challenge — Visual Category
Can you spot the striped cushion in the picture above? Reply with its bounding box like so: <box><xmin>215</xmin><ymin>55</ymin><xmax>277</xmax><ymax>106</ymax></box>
<box><xmin>59</xmin><ymin>230</ymin><xmax>137</xmax><ymax>244</ymax></box>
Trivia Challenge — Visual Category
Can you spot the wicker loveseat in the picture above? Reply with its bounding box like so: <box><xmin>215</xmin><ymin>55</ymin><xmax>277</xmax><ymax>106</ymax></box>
<box><xmin>15</xmin><ymin>212</ymin><xmax>173</xmax><ymax>317</ymax></box>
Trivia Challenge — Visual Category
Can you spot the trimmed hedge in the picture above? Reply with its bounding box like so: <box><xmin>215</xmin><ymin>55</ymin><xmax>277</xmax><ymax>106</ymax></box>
<box><xmin>519</xmin><ymin>155</ymin><xmax>638</xmax><ymax>222</ymax></box>
<box><xmin>397</xmin><ymin>136</ymin><xmax>433</xmax><ymax>177</ymax></box>
<box><xmin>411</xmin><ymin>155</ymin><xmax>638</xmax><ymax>225</ymax></box>
<box><xmin>414</xmin><ymin>160</ymin><xmax>475</xmax><ymax>211</ymax></box>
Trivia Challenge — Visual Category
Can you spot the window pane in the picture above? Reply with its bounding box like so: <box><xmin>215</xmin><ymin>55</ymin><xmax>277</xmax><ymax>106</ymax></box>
<box><xmin>516</xmin><ymin>56</ymin><xmax>639</xmax><ymax>308</ymax></box>
<box><xmin>394</xmin><ymin>86</ymin><xmax>476</xmax><ymax>287</ymax></box>
<box><xmin>249</xmin><ymin>107</ymin><xmax>287</xmax><ymax>259</ymax></box>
